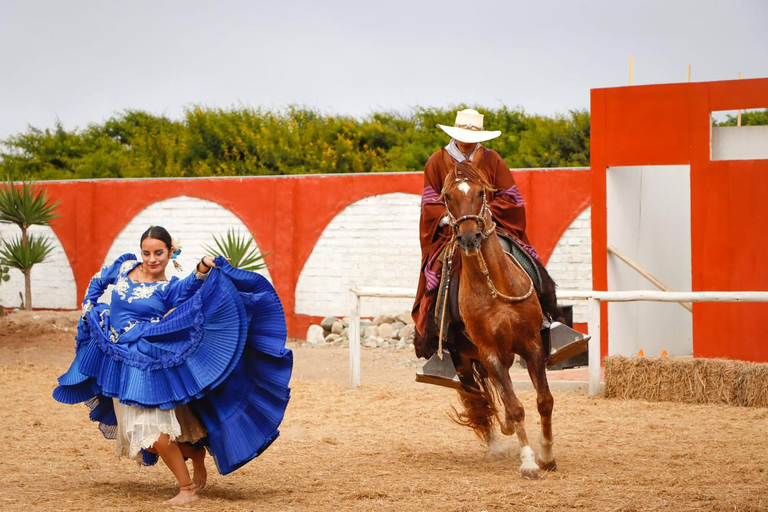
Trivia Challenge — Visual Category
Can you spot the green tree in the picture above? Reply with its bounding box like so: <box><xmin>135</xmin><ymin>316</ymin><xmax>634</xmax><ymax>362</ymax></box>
<box><xmin>0</xmin><ymin>179</ymin><xmax>60</xmax><ymax>310</ymax></box>
<box><xmin>715</xmin><ymin>109</ymin><xmax>768</xmax><ymax>126</ymax></box>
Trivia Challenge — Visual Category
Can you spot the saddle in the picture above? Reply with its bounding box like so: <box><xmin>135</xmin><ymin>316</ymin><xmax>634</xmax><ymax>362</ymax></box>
<box><xmin>434</xmin><ymin>232</ymin><xmax>543</xmax><ymax>335</ymax></box>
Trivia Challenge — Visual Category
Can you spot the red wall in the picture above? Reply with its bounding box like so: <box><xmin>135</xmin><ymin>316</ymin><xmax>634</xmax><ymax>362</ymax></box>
<box><xmin>39</xmin><ymin>170</ymin><xmax>590</xmax><ymax>338</ymax></box>
<box><xmin>591</xmin><ymin>77</ymin><xmax>768</xmax><ymax>361</ymax></box>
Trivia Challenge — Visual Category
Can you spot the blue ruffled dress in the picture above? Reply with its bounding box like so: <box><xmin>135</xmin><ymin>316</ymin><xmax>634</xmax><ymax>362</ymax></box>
<box><xmin>53</xmin><ymin>254</ymin><xmax>293</xmax><ymax>475</ymax></box>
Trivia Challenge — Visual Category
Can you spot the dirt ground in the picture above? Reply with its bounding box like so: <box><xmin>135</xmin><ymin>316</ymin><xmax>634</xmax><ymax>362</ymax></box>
<box><xmin>1</xmin><ymin>311</ymin><xmax>767</xmax><ymax>512</ymax></box>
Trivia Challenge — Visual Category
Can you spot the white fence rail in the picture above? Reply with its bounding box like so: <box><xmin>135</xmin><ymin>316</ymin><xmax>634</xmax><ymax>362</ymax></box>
<box><xmin>350</xmin><ymin>287</ymin><xmax>768</xmax><ymax>393</ymax></box>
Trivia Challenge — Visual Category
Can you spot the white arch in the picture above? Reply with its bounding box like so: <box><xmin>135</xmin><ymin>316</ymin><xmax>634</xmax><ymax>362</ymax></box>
<box><xmin>103</xmin><ymin>196</ymin><xmax>271</xmax><ymax>282</ymax></box>
<box><xmin>545</xmin><ymin>206</ymin><xmax>592</xmax><ymax>323</ymax></box>
<box><xmin>295</xmin><ymin>193</ymin><xmax>421</xmax><ymax>318</ymax></box>
<box><xmin>0</xmin><ymin>223</ymin><xmax>77</xmax><ymax>309</ymax></box>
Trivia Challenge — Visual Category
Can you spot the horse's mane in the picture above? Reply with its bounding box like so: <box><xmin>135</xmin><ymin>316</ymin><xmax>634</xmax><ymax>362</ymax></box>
<box><xmin>439</xmin><ymin>160</ymin><xmax>496</xmax><ymax>200</ymax></box>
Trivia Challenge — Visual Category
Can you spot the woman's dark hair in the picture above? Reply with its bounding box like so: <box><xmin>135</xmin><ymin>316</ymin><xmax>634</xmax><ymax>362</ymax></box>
<box><xmin>140</xmin><ymin>226</ymin><xmax>172</xmax><ymax>250</ymax></box>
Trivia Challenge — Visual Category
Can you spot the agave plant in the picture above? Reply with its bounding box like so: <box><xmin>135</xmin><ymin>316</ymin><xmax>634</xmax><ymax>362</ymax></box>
<box><xmin>0</xmin><ymin>234</ymin><xmax>54</xmax><ymax>309</ymax></box>
<box><xmin>203</xmin><ymin>229</ymin><xmax>268</xmax><ymax>271</ymax></box>
<box><xmin>0</xmin><ymin>178</ymin><xmax>60</xmax><ymax>310</ymax></box>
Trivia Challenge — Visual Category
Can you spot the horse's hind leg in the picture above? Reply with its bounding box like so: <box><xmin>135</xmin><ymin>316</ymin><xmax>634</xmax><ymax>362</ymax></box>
<box><xmin>524</xmin><ymin>347</ymin><xmax>557</xmax><ymax>472</ymax></box>
<box><xmin>481</xmin><ymin>352</ymin><xmax>540</xmax><ymax>479</ymax></box>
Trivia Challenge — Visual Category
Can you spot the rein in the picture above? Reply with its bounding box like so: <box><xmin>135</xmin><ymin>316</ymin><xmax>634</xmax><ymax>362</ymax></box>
<box><xmin>444</xmin><ymin>190</ymin><xmax>534</xmax><ymax>303</ymax></box>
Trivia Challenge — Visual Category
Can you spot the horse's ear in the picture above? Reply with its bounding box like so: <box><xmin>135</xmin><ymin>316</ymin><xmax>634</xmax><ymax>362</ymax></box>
<box><xmin>441</xmin><ymin>147</ymin><xmax>453</xmax><ymax>170</ymax></box>
<box><xmin>471</xmin><ymin>146</ymin><xmax>484</xmax><ymax>169</ymax></box>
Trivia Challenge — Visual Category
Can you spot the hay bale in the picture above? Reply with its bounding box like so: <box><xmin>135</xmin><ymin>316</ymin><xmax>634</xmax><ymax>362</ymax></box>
<box><xmin>604</xmin><ymin>355</ymin><xmax>768</xmax><ymax>407</ymax></box>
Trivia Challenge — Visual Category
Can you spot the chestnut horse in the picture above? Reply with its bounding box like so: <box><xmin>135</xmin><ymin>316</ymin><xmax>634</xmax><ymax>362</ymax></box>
<box><xmin>439</xmin><ymin>149</ymin><xmax>556</xmax><ymax>479</ymax></box>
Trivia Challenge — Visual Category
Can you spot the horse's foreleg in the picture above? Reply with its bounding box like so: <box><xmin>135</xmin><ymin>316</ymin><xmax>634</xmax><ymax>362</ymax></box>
<box><xmin>524</xmin><ymin>348</ymin><xmax>557</xmax><ymax>472</ymax></box>
<box><xmin>482</xmin><ymin>352</ymin><xmax>540</xmax><ymax>479</ymax></box>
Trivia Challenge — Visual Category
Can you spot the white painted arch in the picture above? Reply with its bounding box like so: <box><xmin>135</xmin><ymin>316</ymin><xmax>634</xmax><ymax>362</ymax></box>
<box><xmin>0</xmin><ymin>223</ymin><xmax>77</xmax><ymax>309</ymax></box>
<box><xmin>103</xmin><ymin>196</ymin><xmax>271</xmax><ymax>282</ymax></box>
<box><xmin>295</xmin><ymin>192</ymin><xmax>422</xmax><ymax>318</ymax></box>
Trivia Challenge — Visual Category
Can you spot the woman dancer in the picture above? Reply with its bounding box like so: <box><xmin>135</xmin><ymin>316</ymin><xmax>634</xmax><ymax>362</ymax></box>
<box><xmin>54</xmin><ymin>226</ymin><xmax>292</xmax><ymax>505</ymax></box>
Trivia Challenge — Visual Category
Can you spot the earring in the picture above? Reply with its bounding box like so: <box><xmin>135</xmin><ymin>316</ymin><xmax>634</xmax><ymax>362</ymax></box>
<box><xmin>172</xmin><ymin>260</ymin><xmax>182</xmax><ymax>272</ymax></box>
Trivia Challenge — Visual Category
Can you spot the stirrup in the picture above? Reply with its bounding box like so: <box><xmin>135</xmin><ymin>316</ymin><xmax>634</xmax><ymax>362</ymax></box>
<box><xmin>546</xmin><ymin>322</ymin><xmax>591</xmax><ymax>369</ymax></box>
<box><xmin>416</xmin><ymin>349</ymin><xmax>461</xmax><ymax>389</ymax></box>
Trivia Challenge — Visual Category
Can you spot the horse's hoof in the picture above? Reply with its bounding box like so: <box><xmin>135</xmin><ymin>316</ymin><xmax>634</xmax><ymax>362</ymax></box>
<box><xmin>520</xmin><ymin>467</ymin><xmax>540</xmax><ymax>480</ymax></box>
<box><xmin>538</xmin><ymin>459</ymin><xmax>557</xmax><ymax>472</ymax></box>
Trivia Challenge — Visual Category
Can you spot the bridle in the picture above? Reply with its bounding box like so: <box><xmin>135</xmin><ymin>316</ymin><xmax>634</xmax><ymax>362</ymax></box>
<box><xmin>443</xmin><ymin>178</ymin><xmax>534</xmax><ymax>303</ymax></box>
<box><xmin>444</xmin><ymin>178</ymin><xmax>496</xmax><ymax>238</ymax></box>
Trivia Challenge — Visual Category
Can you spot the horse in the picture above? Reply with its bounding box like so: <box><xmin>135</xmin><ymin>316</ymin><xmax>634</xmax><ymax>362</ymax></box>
<box><xmin>438</xmin><ymin>149</ymin><xmax>556</xmax><ymax>479</ymax></box>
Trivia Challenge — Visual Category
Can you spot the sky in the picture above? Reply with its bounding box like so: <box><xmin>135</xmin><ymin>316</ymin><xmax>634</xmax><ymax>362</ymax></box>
<box><xmin>1</xmin><ymin>0</ymin><xmax>767</xmax><ymax>140</ymax></box>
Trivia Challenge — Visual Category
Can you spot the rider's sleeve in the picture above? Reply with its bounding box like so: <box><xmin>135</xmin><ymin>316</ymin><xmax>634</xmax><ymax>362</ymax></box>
<box><xmin>486</xmin><ymin>150</ymin><xmax>531</xmax><ymax>246</ymax></box>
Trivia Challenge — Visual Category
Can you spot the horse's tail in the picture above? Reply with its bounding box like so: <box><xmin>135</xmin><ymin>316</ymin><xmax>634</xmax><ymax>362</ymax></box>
<box><xmin>450</xmin><ymin>360</ymin><xmax>500</xmax><ymax>442</ymax></box>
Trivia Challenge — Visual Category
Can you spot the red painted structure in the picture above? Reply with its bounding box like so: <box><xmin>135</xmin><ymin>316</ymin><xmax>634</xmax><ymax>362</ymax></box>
<box><xmin>39</xmin><ymin>170</ymin><xmax>590</xmax><ymax>338</ymax></box>
<box><xmin>591</xmin><ymin>77</ymin><xmax>768</xmax><ymax>362</ymax></box>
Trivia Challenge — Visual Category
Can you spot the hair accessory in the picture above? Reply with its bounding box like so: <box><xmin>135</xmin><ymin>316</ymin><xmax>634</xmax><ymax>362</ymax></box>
<box><xmin>170</xmin><ymin>237</ymin><xmax>183</xmax><ymax>260</ymax></box>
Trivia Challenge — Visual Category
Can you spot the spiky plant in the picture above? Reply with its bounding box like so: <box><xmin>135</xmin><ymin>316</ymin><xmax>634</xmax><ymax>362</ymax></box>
<box><xmin>203</xmin><ymin>229</ymin><xmax>268</xmax><ymax>271</ymax></box>
<box><xmin>0</xmin><ymin>178</ymin><xmax>60</xmax><ymax>309</ymax></box>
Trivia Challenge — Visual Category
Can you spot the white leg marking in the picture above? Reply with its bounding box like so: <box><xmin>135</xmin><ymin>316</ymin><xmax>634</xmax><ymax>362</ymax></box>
<box><xmin>520</xmin><ymin>445</ymin><xmax>538</xmax><ymax>473</ymax></box>
<box><xmin>538</xmin><ymin>434</ymin><xmax>555</xmax><ymax>465</ymax></box>
<box><xmin>485</xmin><ymin>429</ymin><xmax>510</xmax><ymax>460</ymax></box>
<box><xmin>458</xmin><ymin>182</ymin><xmax>470</xmax><ymax>195</ymax></box>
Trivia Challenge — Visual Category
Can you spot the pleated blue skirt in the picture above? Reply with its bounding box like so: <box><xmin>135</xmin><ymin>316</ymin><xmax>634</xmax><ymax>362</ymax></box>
<box><xmin>53</xmin><ymin>259</ymin><xmax>293</xmax><ymax>475</ymax></box>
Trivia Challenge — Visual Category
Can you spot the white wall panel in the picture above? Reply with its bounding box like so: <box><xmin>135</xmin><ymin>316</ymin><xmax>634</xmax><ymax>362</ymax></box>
<box><xmin>607</xmin><ymin>165</ymin><xmax>692</xmax><ymax>356</ymax></box>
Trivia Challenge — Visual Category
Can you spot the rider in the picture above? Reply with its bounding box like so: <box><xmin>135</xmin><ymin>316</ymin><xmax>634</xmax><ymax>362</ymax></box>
<box><xmin>412</xmin><ymin>108</ymin><xmax>577</xmax><ymax>376</ymax></box>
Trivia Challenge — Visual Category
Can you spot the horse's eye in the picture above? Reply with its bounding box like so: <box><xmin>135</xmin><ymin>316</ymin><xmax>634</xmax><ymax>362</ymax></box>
<box><xmin>444</xmin><ymin>194</ymin><xmax>451</xmax><ymax>202</ymax></box>
<box><xmin>477</xmin><ymin>190</ymin><xmax>484</xmax><ymax>198</ymax></box>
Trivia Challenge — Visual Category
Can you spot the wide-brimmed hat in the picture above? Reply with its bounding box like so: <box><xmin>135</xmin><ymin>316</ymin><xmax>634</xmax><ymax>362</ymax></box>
<box><xmin>436</xmin><ymin>108</ymin><xmax>501</xmax><ymax>143</ymax></box>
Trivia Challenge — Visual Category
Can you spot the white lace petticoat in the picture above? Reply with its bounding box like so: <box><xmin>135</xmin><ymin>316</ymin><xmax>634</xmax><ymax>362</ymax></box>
<box><xmin>112</xmin><ymin>399</ymin><xmax>206</xmax><ymax>463</ymax></box>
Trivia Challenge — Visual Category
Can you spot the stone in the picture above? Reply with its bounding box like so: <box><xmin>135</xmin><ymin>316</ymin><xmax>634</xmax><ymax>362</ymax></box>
<box><xmin>360</xmin><ymin>319</ymin><xmax>373</xmax><ymax>329</ymax></box>
<box><xmin>373</xmin><ymin>314</ymin><xmax>396</xmax><ymax>326</ymax></box>
<box><xmin>396</xmin><ymin>311</ymin><xmax>413</xmax><ymax>325</ymax></box>
<box><xmin>363</xmin><ymin>325</ymin><xmax>377</xmax><ymax>338</ymax></box>
<box><xmin>398</xmin><ymin>324</ymin><xmax>415</xmax><ymax>341</ymax></box>
<box><xmin>391</xmin><ymin>321</ymin><xmax>405</xmax><ymax>332</ymax></box>
<box><xmin>376</xmin><ymin>338</ymin><xmax>389</xmax><ymax>348</ymax></box>
<box><xmin>306</xmin><ymin>325</ymin><xmax>325</xmax><ymax>345</ymax></box>
<box><xmin>377</xmin><ymin>322</ymin><xmax>394</xmax><ymax>338</ymax></box>
<box><xmin>340</xmin><ymin>327</ymin><xmax>349</xmax><ymax>338</ymax></box>
<box><xmin>331</xmin><ymin>321</ymin><xmax>344</xmax><ymax>335</ymax></box>
<box><xmin>320</xmin><ymin>316</ymin><xmax>338</xmax><ymax>331</ymax></box>
<box><xmin>364</xmin><ymin>338</ymin><xmax>378</xmax><ymax>349</ymax></box>
<box><xmin>324</xmin><ymin>333</ymin><xmax>341</xmax><ymax>344</ymax></box>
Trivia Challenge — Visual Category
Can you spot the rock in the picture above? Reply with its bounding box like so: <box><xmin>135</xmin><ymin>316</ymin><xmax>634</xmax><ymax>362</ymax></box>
<box><xmin>376</xmin><ymin>337</ymin><xmax>389</xmax><ymax>348</ymax></box>
<box><xmin>377</xmin><ymin>323</ymin><xmax>394</xmax><ymax>338</ymax></box>
<box><xmin>373</xmin><ymin>314</ymin><xmax>396</xmax><ymax>326</ymax></box>
<box><xmin>306</xmin><ymin>325</ymin><xmax>325</xmax><ymax>345</ymax></box>
<box><xmin>398</xmin><ymin>324</ymin><xmax>415</xmax><ymax>341</ymax></box>
<box><xmin>396</xmin><ymin>311</ymin><xmax>414</xmax><ymax>324</ymax></box>
<box><xmin>391</xmin><ymin>321</ymin><xmax>405</xmax><ymax>332</ymax></box>
<box><xmin>341</xmin><ymin>318</ymin><xmax>349</xmax><ymax>328</ymax></box>
<box><xmin>320</xmin><ymin>316</ymin><xmax>338</xmax><ymax>331</ymax></box>
<box><xmin>340</xmin><ymin>327</ymin><xmax>349</xmax><ymax>338</ymax></box>
<box><xmin>324</xmin><ymin>333</ymin><xmax>341</xmax><ymax>344</ymax></box>
<box><xmin>360</xmin><ymin>319</ymin><xmax>373</xmax><ymax>329</ymax></box>
<box><xmin>363</xmin><ymin>338</ymin><xmax>378</xmax><ymax>349</ymax></box>
<box><xmin>363</xmin><ymin>325</ymin><xmax>377</xmax><ymax>338</ymax></box>
<box><xmin>331</xmin><ymin>321</ymin><xmax>344</xmax><ymax>335</ymax></box>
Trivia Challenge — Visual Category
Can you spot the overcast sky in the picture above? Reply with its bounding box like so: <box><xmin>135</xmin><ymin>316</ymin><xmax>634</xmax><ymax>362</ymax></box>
<box><xmin>2</xmin><ymin>0</ymin><xmax>766</xmax><ymax>140</ymax></box>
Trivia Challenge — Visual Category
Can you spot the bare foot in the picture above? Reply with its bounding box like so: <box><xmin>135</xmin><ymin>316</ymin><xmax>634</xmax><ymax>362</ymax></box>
<box><xmin>164</xmin><ymin>486</ymin><xmax>198</xmax><ymax>506</ymax></box>
<box><xmin>192</xmin><ymin>450</ymin><xmax>208</xmax><ymax>492</ymax></box>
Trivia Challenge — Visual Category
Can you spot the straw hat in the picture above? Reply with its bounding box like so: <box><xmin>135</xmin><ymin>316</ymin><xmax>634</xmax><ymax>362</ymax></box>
<box><xmin>436</xmin><ymin>108</ymin><xmax>501</xmax><ymax>143</ymax></box>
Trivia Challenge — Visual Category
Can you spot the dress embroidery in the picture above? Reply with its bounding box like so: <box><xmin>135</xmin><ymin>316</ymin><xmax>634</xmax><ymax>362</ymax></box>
<box><xmin>119</xmin><ymin>260</ymin><xmax>137</xmax><ymax>276</ymax></box>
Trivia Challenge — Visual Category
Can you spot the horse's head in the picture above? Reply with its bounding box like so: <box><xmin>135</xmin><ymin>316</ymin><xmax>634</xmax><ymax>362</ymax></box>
<box><xmin>439</xmin><ymin>148</ymin><xmax>496</xmax><ymax>256</ymax></box>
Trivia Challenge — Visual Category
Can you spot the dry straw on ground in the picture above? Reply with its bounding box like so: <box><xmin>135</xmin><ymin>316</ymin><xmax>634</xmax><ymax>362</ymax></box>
<box><xmin>2</xmin><ymin>311</ymin><xmax>768</xmax><ymax>511</ymax></box>
<box><xmin>604</xmin><ymin>355</ymin><xmax>768</xmax><ymax>407</ymax></box>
